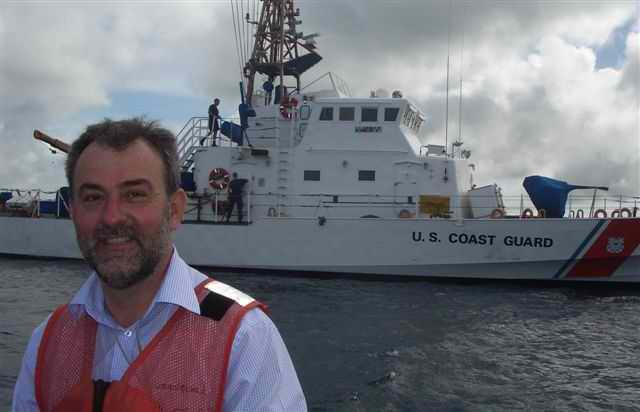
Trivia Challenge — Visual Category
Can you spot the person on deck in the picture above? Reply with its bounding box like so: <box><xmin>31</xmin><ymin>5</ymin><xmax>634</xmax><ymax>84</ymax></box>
<box><xmin>225</xmin><ymin>173</ymin><xmax>248</xmax><ymax>223</ymax></box>
<box><xmin>209</xmin><ymin>98</ymin><xmax>222</xmax><ymax>146</ymax></box>
<box><xmin>12</xmin><ymin>117</ymin><xmax>306</xmax><ymax>412</ymax></box>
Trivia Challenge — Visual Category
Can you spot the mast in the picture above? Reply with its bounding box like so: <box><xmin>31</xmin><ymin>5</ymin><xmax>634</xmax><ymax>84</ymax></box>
<box><xmin>243</xmin><ymin>0</ymin><xmax>321</xmax><ymax>106</ymax></box>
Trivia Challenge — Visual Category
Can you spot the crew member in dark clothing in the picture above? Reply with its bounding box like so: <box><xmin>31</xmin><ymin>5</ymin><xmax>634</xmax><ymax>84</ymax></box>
<box><xmin>225</xmin><ymin>173</ymin><xmax>248</xmax><ymax>223</ymax></box>
<box><xmin>209</xmin><ymin>98</ymin><xmax>221</xmax><ymax>145</ymax></box>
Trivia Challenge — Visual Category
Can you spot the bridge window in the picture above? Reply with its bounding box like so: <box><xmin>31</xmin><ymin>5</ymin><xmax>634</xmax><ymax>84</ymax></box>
<box><xmin>401</xmin><ymin>107</ymin><xmax>423</xmax><ymax>131</ymax></box>
<box><xmin>403</xmin><ymin>109</ymin><xmax>414</xmax><ymax>127</ymax></box>
<box><xmin>384</xmin><ymin>107</ymin><xmax>399</xmax><ymax>121</ymax></box>
<box><xmin>358</xmin><ymin>170</ymin><xmax>376</xmax><ymax>181</ymax></box>
<box><xmin>361</xmin><ymin>107</ymin><xmax>378</xmax><ymax>122</ymax></box>
<box><xmin>304</xmin><ymin>170</ymin><xmax>321</xmax><ymax>181</ymax></box>
<box><xmin>319</xmin><ymin>107</ymin><xmax>333</xmax><ymax>121</ymax></box>
<box><xmin>339</xmin><ymin>107</ymin><xmax>355</xmax><ymax>121</ymax></box>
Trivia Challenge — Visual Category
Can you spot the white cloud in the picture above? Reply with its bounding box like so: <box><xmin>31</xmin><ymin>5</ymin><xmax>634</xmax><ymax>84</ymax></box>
<box><xmin>0</xmin><ymin>0</ymin><xmax>638</xmax><ymax>200</ymax></box>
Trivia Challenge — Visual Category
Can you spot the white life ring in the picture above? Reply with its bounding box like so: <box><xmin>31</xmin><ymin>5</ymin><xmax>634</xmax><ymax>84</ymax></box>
<box><xmin>490</xmin><ymin>208</ymin><xmax>505</xmax><ymax>219</ymax></box>
<box><xmin>279</xmin><ymin>97</ymin><xmax>298</xmax><ymax>119</ymax></box>
<box><xmin>521</xmin><ymin>208</ymin><xmax>534</xmax><ymax>218</ymax></box>
<box><xmin>594</xmin><ymin>209</ymin><xmax>607</xmax><ymax>218</ymax></box>
<box><xmin>398</xmin><ymin>209</ymin><xmax>414</xmax><ymax>218</ymax></box>
<box><xmin>209</xmin><ymin>168</ymin><xmax>230</xmax><ymax>191</ymax></box>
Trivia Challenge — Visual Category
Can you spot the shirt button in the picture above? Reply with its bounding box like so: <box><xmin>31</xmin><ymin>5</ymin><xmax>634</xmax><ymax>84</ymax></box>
<box><xmin>124</xmin><ymin>330</ymin><xmax>133</xmax><ymax>337</ymax></box>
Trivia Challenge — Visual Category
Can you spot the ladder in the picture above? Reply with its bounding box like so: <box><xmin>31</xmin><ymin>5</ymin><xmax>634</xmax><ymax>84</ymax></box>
<box><xmin>176</xmin><ymin>117</ymin><xmax>209</xmax><ymax>171</ymax></box>
<box><xmin>276</xmin><ymin>114</ymin><xmax>296</xmax><ymax>216</ymax></box>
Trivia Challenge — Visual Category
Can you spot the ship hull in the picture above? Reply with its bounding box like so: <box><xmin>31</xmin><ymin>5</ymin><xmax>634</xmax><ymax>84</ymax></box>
<box><xmin>2</xmin><ymin>216</ymin><xmax>640</xmax><ymax>282</ymax></box>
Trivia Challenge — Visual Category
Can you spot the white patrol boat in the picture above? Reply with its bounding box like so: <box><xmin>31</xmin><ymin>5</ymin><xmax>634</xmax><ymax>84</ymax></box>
<box><xmin>2</xmin><ymin>0</ymin><xmax>640</xmax><ymax>283</ymax></box>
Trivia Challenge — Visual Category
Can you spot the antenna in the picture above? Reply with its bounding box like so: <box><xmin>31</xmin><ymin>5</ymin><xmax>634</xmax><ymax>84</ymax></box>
<box><xmin>457</xmin><ymin>15</ymin><xmax>465</xmax><ymax>149</ymax></box>
<box><xmin>444</xmin><ymin>0</ymin><xmax>453</xmax><ymax>157</ymax></box>
<box><xmin>458</xmin><ymin>18</ymin><xmax>464</xmax><ymax>146</ymax></box>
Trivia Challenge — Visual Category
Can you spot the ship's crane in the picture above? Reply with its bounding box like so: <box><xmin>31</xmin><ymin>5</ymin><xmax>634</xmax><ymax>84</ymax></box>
<box><xmin>240</xmin><ymin>0</ymin><xmax>322</xmax><ymax>106</ymax></box>
<box><xmin>33</xmin><ymin>130</ymin><xmax>70</xmax><ymax>154</ymax></box>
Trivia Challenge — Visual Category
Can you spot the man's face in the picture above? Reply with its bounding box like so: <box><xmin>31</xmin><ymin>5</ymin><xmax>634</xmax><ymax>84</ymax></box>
<box><xmin>70</xmin><ymin>139</ymin><xmax>185</xmax><ymax>289</ymax></box>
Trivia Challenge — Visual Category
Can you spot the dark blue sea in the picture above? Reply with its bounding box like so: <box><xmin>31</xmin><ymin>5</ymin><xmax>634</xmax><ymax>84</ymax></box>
<box><xmin>2</xmin><ymin>256</ymin><xmax>640</xmax><ymax>411</ymax></box>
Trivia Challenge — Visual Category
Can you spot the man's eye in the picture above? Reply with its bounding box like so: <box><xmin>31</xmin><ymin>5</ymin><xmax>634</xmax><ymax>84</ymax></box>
<box><xmin>125</xmin><ymin>191</ymin><xmax>149</xmax><ymax>202</ymax></box>
<box><xmin>82</xmin><ymin>193</ymin><xmax>103</xmax><ymax>203</ymax></box>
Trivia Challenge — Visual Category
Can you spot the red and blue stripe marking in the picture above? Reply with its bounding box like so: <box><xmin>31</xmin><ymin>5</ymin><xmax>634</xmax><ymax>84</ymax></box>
<box><xmin>554</xmin><ymin>219</ymin><xmax>640</xmax><ymax>279</ymax></box>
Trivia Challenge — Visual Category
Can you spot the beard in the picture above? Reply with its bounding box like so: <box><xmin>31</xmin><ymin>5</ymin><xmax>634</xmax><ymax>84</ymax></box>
<box><xmin>77</xmin><ymin>207</ymin><xmax>172</xmax><ymax>290</ymax></box>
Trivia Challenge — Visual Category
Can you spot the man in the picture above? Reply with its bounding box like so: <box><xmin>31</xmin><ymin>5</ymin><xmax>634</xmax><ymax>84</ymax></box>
<box><xmin>225</xmin><ymin>173</ymin><xmax>248</xmax><ymax>223</ymax></box>
<box><xmin>12</xmin><ymin>118</ymin><xmax>306</xmax><ymax>411</ymax></box>
<box><xmin>208</xmin><ymin>98</ymin><xmax>221</xmax><ymax>145</ymax></box>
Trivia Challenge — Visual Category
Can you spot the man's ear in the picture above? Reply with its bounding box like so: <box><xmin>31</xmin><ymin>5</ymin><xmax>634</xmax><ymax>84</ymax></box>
<box><xmin>169</xmin><ymin>189</ymin><xmax>187</xmax><ymax>231</ymax></box>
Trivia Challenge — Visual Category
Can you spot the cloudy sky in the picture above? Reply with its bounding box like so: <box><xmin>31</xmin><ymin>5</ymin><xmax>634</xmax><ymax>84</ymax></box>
<box><xmin>0</xmin><ymin>0</ymin><xmax>638</xmax><ymax>200</ymax></box>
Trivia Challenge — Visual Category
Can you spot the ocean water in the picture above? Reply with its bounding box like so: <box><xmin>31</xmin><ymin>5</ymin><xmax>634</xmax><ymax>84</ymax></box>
<box><xmin>1</xmin><ymin>256</ymin><xmax>640</xmax><ymax>411</ymax></box>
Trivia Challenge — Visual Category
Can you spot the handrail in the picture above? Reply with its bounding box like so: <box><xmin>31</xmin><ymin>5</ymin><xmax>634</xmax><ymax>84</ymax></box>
<box><xmin>196</xmin><ymin>192</ymin><xmax>640</xmax><ymax>220</ymax></box>
<box><xmin>175</xmin><ymin>114</ymin><xmax>246</xmax><ymax>170</ymax></box>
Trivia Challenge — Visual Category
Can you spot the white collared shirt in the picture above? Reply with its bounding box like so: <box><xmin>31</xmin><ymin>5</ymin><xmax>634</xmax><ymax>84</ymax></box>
<box><xmin>12</xmin><ymin>249</ymin><xmax>307</xmax><ymax>411</ymax></box>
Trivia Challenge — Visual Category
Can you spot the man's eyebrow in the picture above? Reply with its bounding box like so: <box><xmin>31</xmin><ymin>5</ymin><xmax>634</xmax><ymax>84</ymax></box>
<box><xmin>77</xmin><ymin>179</ymin><xmax>153</xmax><ymax>193</ymax></box>
<box><xmin>77</xmin><ymin>183</ymin><xmax>104</xmax><ymax>193</ymax></box>
<box><xmin>120</xmin><ymin>179</ymin><xmax>153</xmax><ymax>189</ymax></box>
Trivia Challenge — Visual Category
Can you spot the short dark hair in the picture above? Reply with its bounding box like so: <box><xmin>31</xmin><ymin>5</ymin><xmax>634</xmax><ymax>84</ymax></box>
<box><xmin>65</xmin><ymin>117</ymin><xmax>180</xmax><ymax>198</ymax></box>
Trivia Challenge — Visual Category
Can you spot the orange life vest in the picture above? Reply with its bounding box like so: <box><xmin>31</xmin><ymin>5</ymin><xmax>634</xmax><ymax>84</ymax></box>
<box><xmin>35</xmin><ymin>279</ymin><xmax>264</xmax><ymax>412</ymax></box>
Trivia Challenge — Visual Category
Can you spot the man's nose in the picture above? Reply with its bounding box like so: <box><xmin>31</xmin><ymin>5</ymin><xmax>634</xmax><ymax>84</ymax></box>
<box><xmin>101</xmin><ymin>195</ymin><xmax>126</xmax><ymax>226</ymax></box>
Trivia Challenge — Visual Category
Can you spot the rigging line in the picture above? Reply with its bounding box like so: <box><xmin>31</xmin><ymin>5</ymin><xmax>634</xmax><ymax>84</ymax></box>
<box><xmin>249</xmin><ymin>0</ymin><xmax>254</xmax><ymax>64</ymax></box>
<box><xmin>252</xmin><ymin>0</ymin><xmax>257</xmax><ymax>61</ymax></box>
<box><xmin>240</xmin><ymin>0</ymin><xmax>247</xmax><ymax>68</ymax></box>
<box><xmin>231</xmin><ymin>0</ymin><xmax>242</xmax><ymax>79</ymax></box>
<box><xmin>230</xmin><ymin>0</ymin><xmax>244</xmax><ymax>81</ymax></box>
<box><xmin>243</xmin><ymin>0</ymin><xmax>249</xmax><ymax>66</ymax></box>
<box><xmin>242</xmin><ymin>0</ymin><xmax>251</xmax><ymax>64</ymax></box>
<box><xmin>235</xmin><ymin>0</ymin><xmax>246</xmax><ymax>70</ymax></box>
<box><xmin>233</xmin><ymin>0</ymin><xmax>244</xmax><ymax>72</ymax></box>
<box><xmin>239</xmin><ymin>1</ymin><xmax>248</xmax><ymax>76</ymax></box>
<box><xmin>246</xmin><ymin>0</ymin><xmax>252</xmax><ymax>67</ymax></box>
<box><xmin>254</xmin><ymin>0</ymin><xmax>258</xmax><ymax>51</ymax></box>
<box><xmin>457</xmin><ymin>8</ymin><xmax>465</xmax><ymax>145</ymax></box>
<box><xmin>445</xmin><ymin>0</ymin><xmax>452</xmax><ymax>156</ymax></box>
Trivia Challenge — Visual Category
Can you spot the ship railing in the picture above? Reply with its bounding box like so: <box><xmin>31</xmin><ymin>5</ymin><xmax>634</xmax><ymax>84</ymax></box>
<box><xmin>0</xmin><ymin>188</ymin><xmax>70</xmax><ymax>219</ymax></box>
<box><xmin>177</xmin><ymin>115</ymin><xmax>248</xmax><ymax>170</ymax></box>
<box><xmin>10</xmin><ymin>188</ymin><xmax>637</xmax><ymax>222</ymax></box>
<box><xmin>245</xmin><ymin>193</ymin><xmax>438</xmax><ymax>219</ymax></box>
<box><xmin>231</xmin><ymin>192</ymin><xmax>640</xmax><ymax>220</ymax></box>
<box><xmin>467</xmin><ymin>193</ymin><xmax>639</xmax><ymax>219</ymax></box>
<box><xmin>552</xmin><ymin>194</ymin><xmax>638</xmax><ymax>219</ymax></box>
<box><xmin>301</xmin><ymin>72</ymin><xmax>353</xmax><ymax>98</ymax></box>
<box><xmin>183</xmin><ymin>189</ymin><xmax>254</xmax><ymax>223</ymax></box>
<box><xmin>176</xmin><ymin>117</ymin><xmax>208</xmax><ymax>163</ymax></box>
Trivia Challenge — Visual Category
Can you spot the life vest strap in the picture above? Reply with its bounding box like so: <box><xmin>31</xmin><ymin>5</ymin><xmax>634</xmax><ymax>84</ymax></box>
<box><xmin>199</xmin><ymin>291</ymin><xmax>235</xmax><ymax>321</ymax></box>
<box><xmin>92</xmin><ymin>380</ymin><xmax>112</xmax><ymax>412</ymax></box>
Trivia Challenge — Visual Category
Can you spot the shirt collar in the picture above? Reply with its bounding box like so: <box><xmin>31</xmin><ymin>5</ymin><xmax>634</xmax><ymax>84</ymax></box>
<box><xmin>69</xmin><ymin>247</ymin><xmax>202</xmax><ymax>324</ymax></box>
<box><xmin>153</xmin><ymin>248</ymin><xmax>201</xmax><ymax>314</ymax></box>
